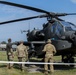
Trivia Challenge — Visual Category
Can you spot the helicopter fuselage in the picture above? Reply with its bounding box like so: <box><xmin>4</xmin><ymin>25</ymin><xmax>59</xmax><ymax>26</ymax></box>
<box><xmin>26</xmin><ymin>20</ymin><xmax>76</xmax><ymax>59</ymax></box>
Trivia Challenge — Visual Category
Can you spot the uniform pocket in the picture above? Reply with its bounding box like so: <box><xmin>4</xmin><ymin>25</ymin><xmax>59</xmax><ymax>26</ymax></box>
<box><xmin>45</xmin><ymin>54</ymin><xmax>53</xmax><ymax>58</ymax></box>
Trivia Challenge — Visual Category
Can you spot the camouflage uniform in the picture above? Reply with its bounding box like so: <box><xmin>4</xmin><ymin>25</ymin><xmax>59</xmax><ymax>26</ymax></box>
<box><xmin>16</xmin><ymin>41</ymin><xmax>28</xmax><ymax>71</ymax></box>
<box><xmin>43</xmin><ymin>39</ymin><xmax>56</xmax><ymax>74</ymax></box>
<box><xmin>6</xmin><ymin>38</ymin><xmax>14</xmax><ymax>69</ymax></box>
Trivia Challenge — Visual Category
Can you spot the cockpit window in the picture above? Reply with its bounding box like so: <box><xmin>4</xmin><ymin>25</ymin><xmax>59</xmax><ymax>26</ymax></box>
<box><xmin>65</xmin><ymin>27</ymin><xmax>72</xmax><ymax>31</ymax></box>
<box><xmin>51</xmin><ymin>21</ymin><xmax>63</xmax><ymax>36</ymax></box>
<box><xmin>61</xmin><ymin>21</ymin><xmax>76</xmax><ymax>31</ymax></box>
<box><xmin>51</xmin><ymin>21</ymin><xmax>76</xmax><ymax>39</ymax></box>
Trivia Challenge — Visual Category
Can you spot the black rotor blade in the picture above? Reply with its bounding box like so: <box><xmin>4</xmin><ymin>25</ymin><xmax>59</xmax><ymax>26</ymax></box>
<box><xmin>0</xmin><ymin>1</ymin><xmax>50</xmax><ymax>14</ymax></box>
<box><xmin>0</xmin><ymin>15</ymin><xmax>47</xmax><ymax>25</ymax></box>
<box><xmin>64</xmin><ymin>13</ymin><xmax>76</xmax><ymax>15</ymax></box>
<box><xmin>1</xmin><ymin>1</ymin><xmax>76</xmax><ymax>17</ymax></box>
<box><xmin>54</xmin><ymin>13</ymin><xmax>76</xmax><ymax>16</ymax></box>
<box><xmin>55</xmin><ymin>17</ymin><xmax>64</xmax><ymax>21</ymax></box>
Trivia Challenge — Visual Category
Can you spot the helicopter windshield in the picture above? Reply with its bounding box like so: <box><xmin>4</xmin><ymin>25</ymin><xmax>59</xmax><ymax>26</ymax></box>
<box><xmin>51</xmin><ymin>21</ymin><xmax>63</xmax><ymax>36</ymax></box>
<box><xmin>51</xmin><ymin>21</ymin><xmax>76</xmax><ymax>39</ymax></box>
<box><xmin>61</xmin><ymin>21</ymin><xmax>76</xmax><ymax>31</ymax></box>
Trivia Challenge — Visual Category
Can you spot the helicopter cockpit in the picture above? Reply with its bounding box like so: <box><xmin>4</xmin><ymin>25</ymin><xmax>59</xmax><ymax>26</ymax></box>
<box><xmin>61</xmin><ymin>21</ymin><xmax>75</xmax><ymax>31</ymax></box>
<box><xmin>51</xmin><ymin>21</ymin><xmax>64</xmax><ymax>38</ymax></box>
<box><xmin>51</xmin><ymin>21</ymin><xmax>76</xmax><ymax>39</ymax></box>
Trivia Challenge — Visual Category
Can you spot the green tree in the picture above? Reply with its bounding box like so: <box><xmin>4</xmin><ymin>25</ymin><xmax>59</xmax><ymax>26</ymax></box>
<box><xmin>1</xmin><ymin>41</ymin><xmax>7</xmax><ymax>44</ymax></box>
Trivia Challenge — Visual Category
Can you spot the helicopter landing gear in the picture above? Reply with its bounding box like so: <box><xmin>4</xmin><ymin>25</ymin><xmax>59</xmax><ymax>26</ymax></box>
<box><xmin>62</xmin><ymin>54</ymin><xmax>75</xmax><ymax>67</ymax></box>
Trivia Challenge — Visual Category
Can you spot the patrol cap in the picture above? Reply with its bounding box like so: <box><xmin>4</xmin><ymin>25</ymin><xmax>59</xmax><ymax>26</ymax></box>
<box><xmin>47</xmin><ymin>39</ymin><xmax>51</xmax><ymax>43</ymax></box>
<box><xmin>20</xmin><ymin>40</ymin><xmax>23</xmax><ymax>43</ymax></box>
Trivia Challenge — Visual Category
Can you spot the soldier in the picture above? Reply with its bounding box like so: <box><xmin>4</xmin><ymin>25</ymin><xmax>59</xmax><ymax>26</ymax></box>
<box><xmin>16</xmin><ymin>40</ymin><xmax>28</xmax><ymax>71</ymax></box>
<box><xmin>43</xmin><ymin>39</ymin><xmax>56</xmax><ymax>75</ymax></box>
<box><xmin>6</xmin><ymin>38</ymin><xmax>14</xmax><ymax>69</ymax></box>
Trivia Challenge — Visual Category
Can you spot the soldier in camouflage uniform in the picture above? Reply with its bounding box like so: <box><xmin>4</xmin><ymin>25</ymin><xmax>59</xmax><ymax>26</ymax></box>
<box><xmin>43</xmin><ymin>39</ymin><xmax>56</xmax><ymax>75</ymax></box>
<box><xmin>16</xmin><ymin>40</ymin><xmax>28</xmax><ymax>71</ymax></box>
<box><xmin>6</xmin><ymin>38</ymin><xmax>14</xmax><ymax>69</ymax></box>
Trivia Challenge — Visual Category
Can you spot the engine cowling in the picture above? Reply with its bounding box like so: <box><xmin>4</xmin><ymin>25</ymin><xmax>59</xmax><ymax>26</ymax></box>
<box><xmin>27</xmin><ymin>29</ymin><xmax>45</xmax><ymax>41</ymax></box>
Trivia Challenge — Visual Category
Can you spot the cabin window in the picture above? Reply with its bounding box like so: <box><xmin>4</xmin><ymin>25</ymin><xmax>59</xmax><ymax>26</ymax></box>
<box><xmin>61</xmin><ymin>21</ymin><xmax>73</xmax><ymax>31</ymax></box>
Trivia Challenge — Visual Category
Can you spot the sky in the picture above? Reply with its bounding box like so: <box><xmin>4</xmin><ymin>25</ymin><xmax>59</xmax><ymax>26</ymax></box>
<box><xmin>0</xmin><ymin>0</ymin><xmax>76</xmax><ymax>42</ymax></box>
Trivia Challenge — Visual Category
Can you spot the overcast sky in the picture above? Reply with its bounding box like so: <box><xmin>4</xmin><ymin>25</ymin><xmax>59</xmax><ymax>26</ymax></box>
<box><xmin>0</xmin><ymin>0</ymin><xmax>76</xmax><ymax>42</ymax></box>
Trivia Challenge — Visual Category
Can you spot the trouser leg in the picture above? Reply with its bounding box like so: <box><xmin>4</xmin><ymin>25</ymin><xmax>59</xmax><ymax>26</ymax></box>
<box><xmin>7</xmin><ymin>55</ymin><xmax>13</xmax><ymax>69</ymax></box>
<box><xmin>18</xmin><ymin>57</ymin><xmax>26</xmax><ymax>71</ymax></box>
<box><xmin>10</xmin><ymin>55</ymin><xmax>13</xmax><ymax>67</ymax></box>
<box><xmin>22</xmin><ymin>57</ymin><xmax>26</xmax><ymax>70</ymax></box>
<box><xmin>44</xmin><ymin>57</ymin><xmax>49</xmax><ymax>71</ymax></box>
<box><xmin>18</xmin><ymin>57</ymin><xmax>23</xmax><ymax>70</ymax></box>
<box><xmin>44</xmin><ymin>57</ymin><xmax>49</xmax><ymax>75</ymax></box>
<box><xmin>49</xmin><ymin>58</ymin><xmax>54</xmax><ymax>73</ymax></box>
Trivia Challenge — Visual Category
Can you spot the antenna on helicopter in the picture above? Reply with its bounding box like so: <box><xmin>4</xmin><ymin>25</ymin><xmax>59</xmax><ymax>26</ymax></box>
<box><xmin>21</xmin><ymin>30</ymin><xmax>26</xmax><ymax>34</ymax></box>
<box><xmin>28</xmin><ymin>21</ymin><xmax>30</xmax><ymax>32</ymax></box>
<box><xmin>28</xmin><ymin>21</ymin><xmax>31</xmax><ymax>34</ymax></box>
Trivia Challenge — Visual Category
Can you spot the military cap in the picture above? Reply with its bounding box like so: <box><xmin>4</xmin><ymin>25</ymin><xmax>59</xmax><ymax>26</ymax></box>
<box><xmin>20</xmin><ymin>40</ymin><xmax>23</xmax><ymax>43</ymax></box>
<box><xmin>47</xmin><ymin>39</ymin><xmax>51</xmax><ymax>43</ymax></box>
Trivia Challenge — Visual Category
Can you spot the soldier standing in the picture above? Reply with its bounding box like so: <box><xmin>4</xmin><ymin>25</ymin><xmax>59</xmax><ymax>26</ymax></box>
<box><xmin>16</xmin><ymin>40</ymin><xmax>28</xmax><ymax>71</ymax></box>
<box><xmin>43</xmin><ymin>39</ymin><xmax>56</xmax><ymax>75</ymax></box>
<box><xmin>6</xmin><ymin>38</ymin><xmax>14</xmax><ymax>69</ymax></box>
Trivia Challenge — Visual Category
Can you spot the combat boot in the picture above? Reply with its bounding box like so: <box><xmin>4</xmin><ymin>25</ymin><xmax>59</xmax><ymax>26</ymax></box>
<box><xmin>44</xmin><ymin>71</ymin><xmax>48</xmax><ymax>75</ymax></box>
<box><xmin>20</xmin><ymin>68</ymin><xmax>25</xmax><ymax>72</ymax></box>
<box><xmin>50</xmin><ymin>71</ymin><xmax>54</xmax><ymax>75</ymax></box>
<box><xmin>22</xmin><ymin>70</ymin><xmax>25</xmax><ymax>72</ymax></box>
<box><xmin>7</xmin><ymin>65</ymin><xmax>11</xmax><ymax>69</ymax></box>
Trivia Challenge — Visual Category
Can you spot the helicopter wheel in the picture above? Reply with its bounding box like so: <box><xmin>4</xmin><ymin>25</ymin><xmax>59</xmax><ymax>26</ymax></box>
<box><xmin>62</xmin><ymin>54</ymin><xmax>75</xmax><ymax>67</ymax></box>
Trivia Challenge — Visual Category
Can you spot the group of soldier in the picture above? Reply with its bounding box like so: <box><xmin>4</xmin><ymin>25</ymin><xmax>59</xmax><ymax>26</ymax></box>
<box><xmin>6</xmin><ymin>38</ymin><xmax>28</xmax><ymax>71</ymax></box>
<box><xmin>6</xmin><ymin>38</ymin><xmax>56</xmax><ymax>75</ymax></box>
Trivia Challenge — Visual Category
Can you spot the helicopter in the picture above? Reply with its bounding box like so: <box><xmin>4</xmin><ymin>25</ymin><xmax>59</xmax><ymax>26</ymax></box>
<box><xmin>1</xmin><ymin>1</ymin><xmax>76</xmax><ymax>64</ymax></box>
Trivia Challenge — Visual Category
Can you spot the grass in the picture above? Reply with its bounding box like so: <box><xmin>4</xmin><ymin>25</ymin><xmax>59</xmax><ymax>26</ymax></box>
<box><xmin>0</xmin><ymin>51</ymin><xmax>76</xmax><ymax>75</ymax></box>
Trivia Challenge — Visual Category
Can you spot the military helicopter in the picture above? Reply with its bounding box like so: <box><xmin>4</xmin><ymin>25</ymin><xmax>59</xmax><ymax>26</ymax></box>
<box><xmin>1</xmin><ymin>1</ymin><xmax>76</xmax><ymax>63</ymax></box>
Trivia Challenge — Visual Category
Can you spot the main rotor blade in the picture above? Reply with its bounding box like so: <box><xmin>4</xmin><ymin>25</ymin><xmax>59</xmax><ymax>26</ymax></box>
<box><xmin>54</xmin><ymin>13</ymin><xmax>76</xmax><ymax>16</ymax></box>
<box><xmin>0</xmin><ymin>1</ymin><xmax>50</xmax><ymax>14</ymax></box>
<box><xmin>1</xmin><ymin>1</ymin><xmax>76</xmax><ymax>17</ymax></box>
<box><xmin>0</xmin><ymin>15</ymin><xmax>47</xmax><ymax>25</ymax></box>
<box><xmin>64</xmin><ymin>13</ymin><xmax>76</xmax><ymax>15</ymax></box>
